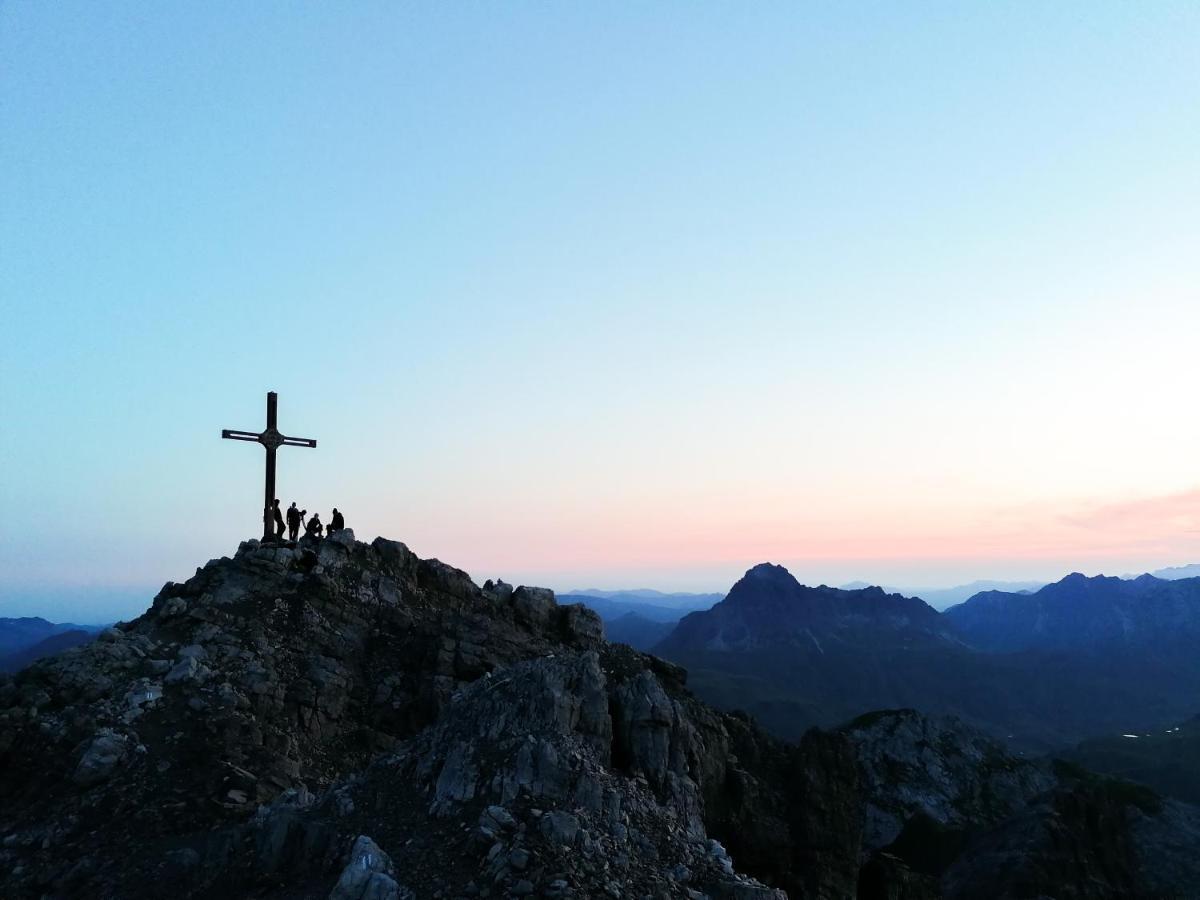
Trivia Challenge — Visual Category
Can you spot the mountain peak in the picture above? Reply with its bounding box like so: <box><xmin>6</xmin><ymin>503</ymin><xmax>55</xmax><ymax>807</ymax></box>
<box><xmin>659</xmin><ymin>560</ymin><xmax>948</xmax><ymax>659</ymax></box>
<box><xmin>743</xmin><ymin>561</ymin><xmax>794</xmax><ymax>581</ymax></box>
<box><xmin>0</xmin><ymin>532</ymin><xmax>836</xmax><ymax>898</ymax></box>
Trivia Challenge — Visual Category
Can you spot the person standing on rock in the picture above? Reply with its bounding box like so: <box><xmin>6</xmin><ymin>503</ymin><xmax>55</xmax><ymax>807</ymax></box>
<box><xmin>305</xmin><ymin>512</ymin><xmax>323</xmax><ymax>538</ymax></box>
<box><xmin>271</xmin><ymin>499</ymin><xmax>285</xmax><ymax>540</ymax></box>
<box><xmin>286</xmin><ymin>502</ymin><xmax>302</xmax><ymax>541</ymax></box>
<box><xmin>330</xmin><ymin>508</ymin><xmax>344</xmax><ymax>534</ymax></box>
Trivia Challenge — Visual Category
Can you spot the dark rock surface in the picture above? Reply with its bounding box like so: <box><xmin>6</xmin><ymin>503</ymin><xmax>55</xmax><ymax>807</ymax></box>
<box><xmin>2</xmin><ymin>535</ymin><xmax>1199</xmax><ymax>898</ymax></box>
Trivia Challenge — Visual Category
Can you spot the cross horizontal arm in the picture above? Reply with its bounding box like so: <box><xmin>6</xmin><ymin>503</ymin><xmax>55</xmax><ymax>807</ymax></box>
<box><xmin>281</xmin><ymin>436</ymin><xmax>317</xmax><ymax>448</ymax></box>
<box><xmin>222</xmin><ymin>429</ymin><xmax>261</xmax><ymax>442</ymax></box>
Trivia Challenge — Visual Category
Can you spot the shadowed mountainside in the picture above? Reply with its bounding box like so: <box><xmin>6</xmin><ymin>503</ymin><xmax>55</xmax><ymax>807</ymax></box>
<box><xmin>0</xmin><ymin>630</ymin><xmax>97</xmax><ymax>673</ymax></box>
<box><xmin>656</xmin><ymin>565</ymin><xmax>1200</xmax><ymax>752</ymax></box>
<box><xmin>1062</xmin><ymin>714</ymin><xmax>1200</xmax><ymax>806</ymax></box>
<box><xmin>0</xmin><ymin>618</ymin><xmax>103</xmax><ymax>658</ymax></box>
<box><xmin>942</xmin><ymin>573</ymin><xmax>1200</xmax><ymax>651</ymax></box>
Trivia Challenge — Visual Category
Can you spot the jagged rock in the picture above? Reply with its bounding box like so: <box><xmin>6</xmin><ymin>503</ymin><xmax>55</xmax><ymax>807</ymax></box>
<box><xmin>72</xmin><ymin>729</ymin><xmax>128</xmax><ymax>786</ymax></box>
<box><xmin>560</xmin><ymin>602</ymin><xmax>605</xmax><ymax>643</ymax></box>
<box><xmin>483</xmin><ymin>579</ymin><xmax>514</xmax><ymax>604</ymax></box>
<box><xmin>479</xmin><ymin>804</ymin><xmax>516</xmax><ymax>832</ymax></box>
<box><xmin>539</xmin><ymin>809</ymin><xmax>580</xmax><ymax>845</ymax></box>
<box><xmin>329</xmin><ymin>835</ymin><xmax>410</xmax><ymax>900</ymax></box>
<box><xmin>328</xmin><ymin>528</ymin><xmax>356</xmax><ymax>548</ymax></box>
<box><xmin>612</xmin><ymin>670</ymin><xmax>689</xmax><ymax>790</ymax></box>
<box><xmin>941</xmin><ymin>781</ymin><xmax>1140</xmax><ymax>899</ymax></box>
<box><xmin>512</xmin><ymin>586</ymin><xmax>557</xmax><ymax>628</ymax></box>
<box><xmin>843</xmin><ymin>708</ymin><xmax>1054</xmax><ymax>848</ymax></box>
<box><xmin>164</xmin><ymin>656</ymin><xmax>202</xmax><ymax>684</ymax></box>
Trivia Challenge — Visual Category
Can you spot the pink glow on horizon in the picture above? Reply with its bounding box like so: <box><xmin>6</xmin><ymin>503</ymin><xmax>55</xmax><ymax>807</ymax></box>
<box><xmin>364</xmin><ymin>486</ymin><xmax>1200</xmax><ymax>585</ymax></box>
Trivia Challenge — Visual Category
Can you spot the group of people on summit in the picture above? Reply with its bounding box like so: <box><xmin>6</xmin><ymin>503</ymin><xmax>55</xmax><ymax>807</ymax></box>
<box><xmin>269</xmin><ymin>499</ymin><xmax>344</xmax><ymax>541</ymax></box>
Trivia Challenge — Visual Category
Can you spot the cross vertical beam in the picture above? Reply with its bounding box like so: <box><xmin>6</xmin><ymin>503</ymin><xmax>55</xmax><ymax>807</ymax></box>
<box><xmin>222</xmin><ymin>391</ymin><xmax>317</xmax><ymax>542</ymax></box>
<box><xmin>263</xmin><ymin>391</ymin><xmax>278</xmax><ymax>542</ymax></box>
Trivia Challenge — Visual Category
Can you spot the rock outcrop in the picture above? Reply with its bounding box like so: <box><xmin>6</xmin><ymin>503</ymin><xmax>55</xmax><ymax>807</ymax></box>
<box><xmin>842</xmin><ymin>709</ymin><xmax>1055</xmax><ymax>849</ymax></box>
<box><xmin>0</xmin><ymin>536</ymin><xmax>850</xmax><ymax>898</ymax></box>
<box><xmin>1</xmin><ymin>535</ymin><xmax>1198</xmax><ymax>899</ymax></box>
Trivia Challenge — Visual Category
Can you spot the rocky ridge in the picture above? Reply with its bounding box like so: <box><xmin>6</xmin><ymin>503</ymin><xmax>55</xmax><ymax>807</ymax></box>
<box><xmin>2</xmin><ymin>534</ymin><xmax>1199</xmax><ymax>898</ymax></box>
<box><xmin>942</xmin><ymin>573</ymin><xmax>1200</xmax><ymax>652</ymax></box>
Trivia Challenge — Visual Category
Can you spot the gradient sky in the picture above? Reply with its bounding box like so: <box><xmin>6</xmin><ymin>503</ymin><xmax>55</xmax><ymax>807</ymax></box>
<box><xmin>3</xmin><ymin>3</ymin><xmax>1200</xmax><ymax>622</ymax></box>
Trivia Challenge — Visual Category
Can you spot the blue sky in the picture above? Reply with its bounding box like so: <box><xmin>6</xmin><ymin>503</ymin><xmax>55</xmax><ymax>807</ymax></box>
<box><xmin>3</xmin><ymin>3</ymin><xmax>1199</xmax><ymax>622</ymax></box>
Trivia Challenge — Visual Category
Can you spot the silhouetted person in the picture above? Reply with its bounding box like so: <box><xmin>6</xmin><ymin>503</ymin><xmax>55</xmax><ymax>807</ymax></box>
<box><xmin>330</xmin><ymin>508</ymin><xmax>344</xmax><ymax>534</ymax></box>
<box><xmin>272</xmin><ymin>499</ymin><xmax>285</xmax><ymax>540</ymax></box>
<box><xmin>305</xmin><ymin>513</ymin><xmax>323</xmax><ymax>538</ymax></box>
<box><xmin>286</xmin><ymin>502</ymin><xmax>302</xmax><ymax>541</ymax></box>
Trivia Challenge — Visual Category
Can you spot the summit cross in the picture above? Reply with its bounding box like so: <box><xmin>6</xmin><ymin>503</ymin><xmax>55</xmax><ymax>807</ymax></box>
<box><xmin>221</xmin><ymin>391</ymin><xmax>317</xmax><ymax>542</ymax></box>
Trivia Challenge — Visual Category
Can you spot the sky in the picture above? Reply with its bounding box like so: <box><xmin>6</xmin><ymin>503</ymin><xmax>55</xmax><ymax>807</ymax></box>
<box><xmin>2</xmin><ymin>3</ymin><xmax>1200</xmax><ymax>622</ymax></box>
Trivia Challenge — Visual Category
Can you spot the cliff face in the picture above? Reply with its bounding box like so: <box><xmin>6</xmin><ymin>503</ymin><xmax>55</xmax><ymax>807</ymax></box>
<box><xmin>1</xmin><ymin>534</ymin><xmax>1197</xmax><ymax>899</ymax></box>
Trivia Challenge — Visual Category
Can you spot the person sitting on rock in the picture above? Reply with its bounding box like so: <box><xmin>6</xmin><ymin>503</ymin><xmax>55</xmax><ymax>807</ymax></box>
<box><xmin>272</xmin><ymin>499</ymin><xmax>285</xmax><ymax>540</ymax></box>
<box><xmin>305</xmin><ymin>513</ymin><xmax>323</xmax><ymax>538</ymax></box>
<box><xmin>286</xmin><ymin>502</ymin><xmax>303</xmax><ymax>541</ymax></box>
<box><xmin>330</xmin><ymin>508</ymin><xmax>345</xmax><ymax>534</ymax></box>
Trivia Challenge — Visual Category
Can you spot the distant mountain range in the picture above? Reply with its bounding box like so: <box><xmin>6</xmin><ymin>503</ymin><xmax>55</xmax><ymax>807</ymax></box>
<box><xmin>557</xmin><ymin>590</ymin><xmax>723</xmax><ymax>651</ymax></box>
<box><xmin>654</xmin><ymin>563</ymin><xmax>1200</xmax><ymax>752</ymax></box>
<box><xmin>562</xmin><ymin>587</ymin><xmax>724</xmax><ymax>610</ymax></box>
<box><xmin>942</xmin><ymin>572</ymin><xmax>1200</xmax><ymax>651</ymax></box>
<box><xmin>840</xmin><ymin>579</ymin><xmax>1047</xmax><ymax>610</ymax></box>
<box><xmin>600</xmin><ymin>611</ymin><xmax>677</xmax><ymax>650</ymax></box>
<box><xmin>1142</xmin><ymin>563</ymin><xmax>1200</xmax><ymax>580</ymax></box>
<box><xmin>0</xmin><ymin>617</ymin><xmax>105</xmax><ymax>672</ymax></box>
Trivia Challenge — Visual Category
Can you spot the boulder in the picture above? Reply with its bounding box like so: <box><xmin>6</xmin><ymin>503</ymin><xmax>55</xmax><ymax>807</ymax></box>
<box><xmin>483</xmin><ymin>579</ymin><xmax>514</xmax><ymax>604</ymax></box>
<box><xmin>165</xmin><ymin>656</ymin><xmax>202</xmax><ymax>684</ymax></box>
<box><xmin>479</xmin><ymin>805</ymin><xmax>516</xmax><ymax>832</ymax></box>
<box><xmin>417</xmin><ymin>558</ymin><xmax>478</xmax><ymax>604</ymax></box>
<box><xmin>539</xmin><ymin>810</ymin><xmax>580</xmax><ymax>846</ymax></box>
<box><xmin>329</xmin><ymin>835</ymin><xmax>411</xmax><ymax>900</ymax></box>
<box><xmin>512</xmin><ymin>586</ymin><xmax>557</xmax><ymax>628</ymax></box>
<box><xmin>328</xmin><ymin>528</ymin><xmax>356</xmax><ymax>548</ymax></box>
<box><xmin>559</xmin><ymin>603</ymin><xmax>604</xmax><ymax>643</ymax></box>
<box><xmin>73</xmin><ymin>730</ymin><xmax>129</xmax><ymax>787</ymax></box>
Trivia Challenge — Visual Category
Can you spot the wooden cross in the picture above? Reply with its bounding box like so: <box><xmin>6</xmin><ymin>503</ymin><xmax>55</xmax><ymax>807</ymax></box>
<box><xmin>222</xmin><ymin>391</ymin><xmax>317</xmax><ymax>542</ymax></box>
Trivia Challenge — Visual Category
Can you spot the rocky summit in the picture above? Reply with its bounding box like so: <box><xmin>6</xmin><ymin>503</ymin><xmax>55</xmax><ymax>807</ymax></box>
<box><xmin>2</xmin><ymin>534</ymin><xmax>1200</xmax><ymax>899</ymax></box>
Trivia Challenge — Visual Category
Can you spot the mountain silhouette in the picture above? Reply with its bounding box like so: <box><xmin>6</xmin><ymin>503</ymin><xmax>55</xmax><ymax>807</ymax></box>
<box><xmin>0</xmin><ymin>629</ymin><xmax>96</xmax><ymax>673</ymax></box>
<box><xmin>943</xmin><ymin>572</ymin><xmax>1200</xmax><ymax>651</ymax></box>
<box><xmin>655</xmin><ymin>566</ymin><xmax>1200</xmax><ymax>752</ymax></box>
